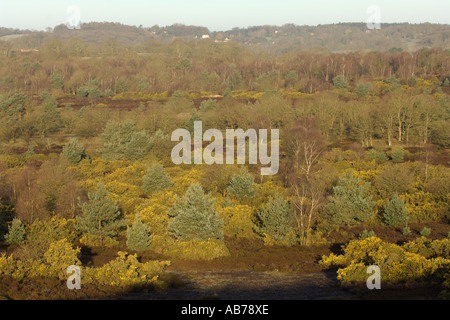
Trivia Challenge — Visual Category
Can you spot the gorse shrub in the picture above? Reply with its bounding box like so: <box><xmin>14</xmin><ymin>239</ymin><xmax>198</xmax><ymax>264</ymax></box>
<box><xmin>43</xmin><ymin>239</ymin><xmax>81</xmax><ymax>279</ymax></box>
<box><xmin>13</xmin><ymin>217</ymin><xmax>77</xmax><ymax>261</ymax></box>
<box><xmin>83</xmin><ymin>251</ymin><xmax>169</xmax><ymax>288</ymax></box>
<box><xmin>320</xmin><ymin>237</ymin><xmax>450</xmax><ymax>284</ymax></box>
<box><xmin>150</xmin><ymin>235</ymin><xmax>230</xmax><ymax>260</ymax></box>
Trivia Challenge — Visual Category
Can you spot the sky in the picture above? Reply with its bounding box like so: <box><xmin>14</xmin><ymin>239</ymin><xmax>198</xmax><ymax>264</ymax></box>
<box><xmin>0</xmin><ymin>0</ymin><xmax>449</xmax><ymax>31</ymax></box>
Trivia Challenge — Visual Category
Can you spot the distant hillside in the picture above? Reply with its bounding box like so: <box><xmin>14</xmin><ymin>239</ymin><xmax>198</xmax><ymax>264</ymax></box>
<box><xmin>1</xmin><ymin>22</ymin><xmax>449</xmax><ymax>53</ymax></box>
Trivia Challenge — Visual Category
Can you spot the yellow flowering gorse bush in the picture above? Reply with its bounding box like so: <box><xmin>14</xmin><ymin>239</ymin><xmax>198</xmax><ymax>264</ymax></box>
<box><xmin>321</xmin><ymin>237</ymin><xmax>450</xmax><ymax>284</ymax></box>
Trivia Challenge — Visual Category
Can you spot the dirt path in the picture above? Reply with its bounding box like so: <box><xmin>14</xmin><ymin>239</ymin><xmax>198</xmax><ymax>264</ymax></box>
<box><xmin>122</xmin><ymin>270</ymin><xmax>355</xmax><ymax>300</ymax></box>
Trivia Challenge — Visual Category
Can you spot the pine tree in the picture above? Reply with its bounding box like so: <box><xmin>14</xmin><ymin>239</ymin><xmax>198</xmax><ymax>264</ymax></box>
<box><xmin>25</xmin><ymin>145</ymin><xmax>35</xmax><ymax>157</ymax></box>
<box><xmin>255</xmin><ymin>193</ymin><xmax>296</xmax><ymax>243</ymax></box>
<box><xmin>227</xmin><ymin>167</ymin><xmax>257</xmax><ymax>200</ymax></box>
<box><xmin>199</xmin><ymin>99</ymin><xmax>217</xmax><ymax>112</ymax></box>
<box><xmin>187</xmin><ymin>110</ymin><xmax>201</xmax><ymax>134</ymax></box>
<box><xmin>76</xmin><ymin>182</ymin><xmax>126</xmax><ymax>245</ymax></box>
<box><xmin>167</xmin><ymin>183</ymin><xmax>223</xmax><ymax>241</ymax></box>
<box><xmin>391</xmin><ymin>147</ymin><xmax>404</xmax><ymax>162</ymax></box>
<box><xmin>5</xmin><ymin>218</ymin><xmax>26</xmax><ymax>245</ymax></box>
<box><xmin>324</xmin><ymin>171</ymin><xmax>375</xmax><ymax>227</ymax></box>
<box><xmin>126</xmin><ymin>214</ymin><xmax>153</xmax><ymax>252</ymax></box>
<box><xmin>51</xmin><ymin>70</ymin><xmax>64</xmax><ymax>89</ymax></box>
<box><xmin>61</xmin><ymin>138</ymin><xmax>85</xmax><ymax>165</ymax></box>
<box><xmin>355</xmin><ymin>82</ymin><xmax>369</xmax><ymax>97</ymax></box>
<box><xmin>36</xmin><ymin>96</ymin><xmax>62</xmax><ymax>137</ymax></box>
<box><xmin>143</xmin><ymin>163</ymin><xmax>173</xmax><ymax>195</ymax></box>
<box><xmin>383</xmin><ymin>193</ymin><xmax>409</xmax><ymax>227</ymax></box>
<box><xmin>333</xmin><ymin>75</ymin><xmax>349</xmax><ymax>89</ymax></box>
<box><xmin>100</xmin><ymin>120</ymin><xmax>152</xmax><ymax>161</ymax></box>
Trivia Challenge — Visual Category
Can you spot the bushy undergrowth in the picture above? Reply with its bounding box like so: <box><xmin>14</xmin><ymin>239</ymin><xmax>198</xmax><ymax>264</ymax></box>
<box><xmin>0</xmin><ymin>239</ymin><xmax>170</xmax><ymax>289</ymax></box>
<box><xmin>150</xmin><ymin>235</ymin><xmax>230</xmax><ymax>260</ymax></box>
<box><xmin>320</xmin><ymin>237</ymin><xmax>450</xmax><ymax>286</ymax></box>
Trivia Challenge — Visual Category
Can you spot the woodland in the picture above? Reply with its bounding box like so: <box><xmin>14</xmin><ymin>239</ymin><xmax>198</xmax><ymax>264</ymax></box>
<box><xmin>0</xmin><ymin>22</ymin><xmax>449</xmax><ymax>300</ymax></box>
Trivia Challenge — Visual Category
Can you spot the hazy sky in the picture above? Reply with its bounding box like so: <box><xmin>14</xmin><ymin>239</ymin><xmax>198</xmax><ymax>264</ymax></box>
<box><xmin>0</xmin><ymin>0</ymin><xmax>449</xmax><ymax>31</ymax></box>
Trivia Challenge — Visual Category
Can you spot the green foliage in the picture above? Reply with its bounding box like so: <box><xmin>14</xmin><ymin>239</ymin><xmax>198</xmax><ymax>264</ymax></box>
<box><xmin>355</xmin><ymin>82</ymin><xmax>369</xmax><ymax>97</ymax></box>
<box><xmin>359</xmin><ymin>229</ymin><xmax>376</xmax><ymax>240</ymax></box>
<box><xmin>105</xmin><ymin>88</ymin><xmax>114</xmax><ymax>96</ymax></box>
<box><xmin>403</xmin><ymin>225</ymin><xmax>412</xmax><ymax>235</ymax></box>
<box><xmin>167</xmin><ymin>183</ymin><xmax>223</xmax><ymax>241</ymax></box>
<box><xmin>25</xmin><ymin>145</ymin><xmax>35</xmax><ymax>157</ymax></box>
<box><xmin>4</xmin><ymin>218</ymin><xmax>26</xmax><ymax>245</ymax></box>
<box><xmin>143</xmin><ymin>163</ymin><xmax>173</xmax><ymax>195</ymax></box>
<box><xmin>76</xmin><ymin>182</ymin><xmax>126</xmax><ymax>245</ymax></box>
<box><xmin>199</xmin><ymin>99</ymin><xmax>217</xmax><ymax>112</ymax></box>
<box><xmin>254</xmin><ymin>193</ymin><xmax>296</xmax><ymax>244</ymax></box>
<box><xmin>138</xmin><ymin>77</ymin><xmax>151</xmax><ymax>92</ymax></box>
<box><xmin>187</xmin><ymin>110</ymin><xmax>201</xmax><ymax>134</ymax></box>
<box><xmin>77</xmin><ymin>79</ymin><xmax>102</xmax><ymax>98</ymax></box>
<box><xmin>0</xmin><ymin>203</ymin><xmax>14</xmax><ymax>241</ymax></box>
<box><xmin>383</xmin><ymin>193</ymin><xmax>409</xmax><ymax>227</ymax></box>
<box><xmin>333</xmin><ymin>75</ymin><xmax>348</xmax><ymax>89</ymax></box>
<box><xmin>100</xmin><ymin>120</ymin><xmax>153</xmax><ymax>161</ymax></box>
<box><xmin>61</xmin><ymin>138</ymin><xmax>85</xmax><ymax>165</ymax></box>
<box><xmin>126</xmin><ymin>214</ymin><xmax>153</xmax><ymax>252</ymax></box>
<box><xmin>420</xmin><ymin>227</ymin><xmax>432</xmax><ymax>236</ymax></box>
<box><xmin>0</xmin><ymin>93</ymin><xmax>27</xmax><ymax>123</ymax></box>
<box><xmin>391</xmin><ymin>147</ymin><xmax>405</xmax><ymax>162</ymax></box>
<box><xmin>284</xmin><ymin>70</ymin><xmax>298</xmax><ymax>88</ymax></box>
<box><xmin>367</xmin><ymin>149</ymin><xmax>388</xmax><ymax>163</ymax></box>
<box><xmin>175</xmin><ymin>58</ymin><xmax>192</xmax><ymax>70</ymax></box>
<box><xmin>227</xmin><ymin>166</ymin><xmax>257</xmax><ymax>201</ymax></box>
<box><xmin>431</xmin><ymin>120</ymin><xmax>450</xmax><ymax>148</ymax></box>
<box><xmin>324</xmin><ymin>171</ymin><xmax>375</xmax><ymax>227</ymax></box>
<box><xmin>51</xmin><ymin>70</ymin><xmax>64</xmax><ymax>89</ymax></box>
<box><xmin>37</xmin><ymin>96</ymin><xmax>62</xmax><ymax>136</ymax></box>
